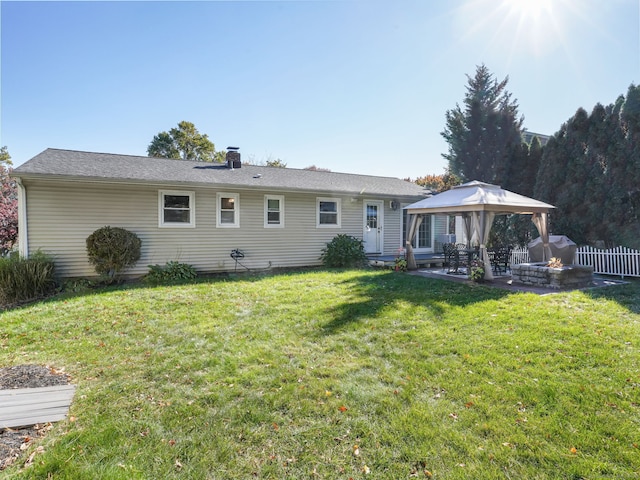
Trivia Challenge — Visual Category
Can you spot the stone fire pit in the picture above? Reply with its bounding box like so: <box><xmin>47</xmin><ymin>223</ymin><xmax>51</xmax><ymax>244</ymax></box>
<box><xmin>512</xmin><ymin>263</ymin><xmax>594</xmax><ymax>289</ymax></box>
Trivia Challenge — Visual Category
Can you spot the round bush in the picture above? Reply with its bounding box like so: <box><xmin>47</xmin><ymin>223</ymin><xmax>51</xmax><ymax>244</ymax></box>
<box><xmin>86</xmin><ymin>226</ymin><xmax>141</xmax><ymax>278</ymax></box>
<box><xmin>320</xmin><ymin>234</ymin><xmax>368</xmax><ymax>268</ymax></box>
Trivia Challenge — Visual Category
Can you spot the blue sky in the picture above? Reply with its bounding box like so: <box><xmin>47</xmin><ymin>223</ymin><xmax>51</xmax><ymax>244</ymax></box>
<box><xmin>2</xmin><ymin>0</ymin><xmax>639</xmax><ymax>179</ymax></box>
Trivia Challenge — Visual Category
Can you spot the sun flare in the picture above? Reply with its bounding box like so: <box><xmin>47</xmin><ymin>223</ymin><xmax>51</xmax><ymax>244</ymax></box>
<box><xmin>454</xmin><ymin>0</ymin><xmax>570</xmax><ymax>58</ymax></box>
<box><xmin>503</xmin><ymin>0</ymin><xmax>554</xmax><ymax>19</ymax></box>
<box><xmin>502</xmin><ymin>0</ymin><xmax>561</xmax><ymax>57</ymax></box>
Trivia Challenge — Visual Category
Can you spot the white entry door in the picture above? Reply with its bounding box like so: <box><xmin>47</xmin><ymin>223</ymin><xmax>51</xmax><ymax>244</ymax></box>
<box><xmin>363</xmin><ymin>201</ymin><xmax>383</xmax><ymax>253</ymax></box>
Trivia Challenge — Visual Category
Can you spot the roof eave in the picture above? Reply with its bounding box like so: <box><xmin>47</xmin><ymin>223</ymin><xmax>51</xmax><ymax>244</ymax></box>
<box><xmin>405</xmin><ymin>204</ymin><xmax>555</xmax><ymax>215</ymax></box>
<box><xmin>14</xmin><ymin>172</ymin><xmax>428</xmax><ymax>199</ymax></box>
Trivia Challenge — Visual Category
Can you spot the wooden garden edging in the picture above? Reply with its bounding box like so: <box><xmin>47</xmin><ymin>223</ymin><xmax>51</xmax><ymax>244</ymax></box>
<box><xmin>0</xmin><ymin>384</ymin><xmax>76</xmax><ymax>428</ymax></box>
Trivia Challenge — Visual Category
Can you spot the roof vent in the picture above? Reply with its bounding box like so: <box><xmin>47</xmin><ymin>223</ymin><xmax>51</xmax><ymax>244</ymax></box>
<box><xmin>226</xmin><ymin>147</ymin><xmax>241</xmax><ymax>169</ymax></box>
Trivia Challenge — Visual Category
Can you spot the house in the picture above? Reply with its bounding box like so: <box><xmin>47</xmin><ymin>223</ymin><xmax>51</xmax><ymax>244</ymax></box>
<box><xmin>522</xmin><ymin>129</ymin><xmax>550</xmax><ymax>147</ymax></box>
<box><xmin>13</xmin><ymin>148</ymin><xmax>450</xmax><ymax>278</ymax></box>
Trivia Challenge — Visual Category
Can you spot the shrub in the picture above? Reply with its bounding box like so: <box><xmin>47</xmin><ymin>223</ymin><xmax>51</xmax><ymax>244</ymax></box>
<box><xmin>0</xmin><ymin>251</ymin><xmax>56</xmax><ymax>306</ymax></box>
<box><xmin>61</xmin><ymin>278</ymin><xmax>97</xmax><ymax>294</ymax></box>
<box><xmin>469</xmin><ymin>259</ymin><xmax>485</xmax><ymax>282</ymax></box>
<box><xmin>144</xmin><ymin>261</ymin><xmax>198</xmax><ymax>285</ymax></box>
<box><xmin>86</xmin><ymin>226</ymin><xmax>141</xmax><ymax>280</ymax></box>
<box><xmin>320</xmin><ymin>234</ymin><xmax>368</xmax><ymax>268</ymax></box>
<box><xmin>393</xmin><ymin>247</ymin><xmax>407</xmax><ymax>272</ymax></box>
<box><xmin>394</xmin><ymin>256</ymin><xmax>407</xmax><ymax>272</ymax></box>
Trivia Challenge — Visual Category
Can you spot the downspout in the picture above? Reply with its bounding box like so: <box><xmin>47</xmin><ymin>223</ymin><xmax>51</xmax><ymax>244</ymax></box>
<box><xmin>15</xmin><ymin>178</ymin><xmax>28</xmax><ymax>257</ymax></box>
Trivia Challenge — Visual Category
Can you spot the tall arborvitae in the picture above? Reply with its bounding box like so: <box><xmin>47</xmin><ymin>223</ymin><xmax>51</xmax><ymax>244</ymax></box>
<box><xmin>556</xmin><ymin>108</ymin><xmax>591</xmax><ymax>243</ymax></box>
<box><xmin>534</xmin><ymin>125</ymin><xmax>568</xmax><ymax>211</ymax></box>
<box><xmin>503</xmin><ymin>135</ymin><xmax>542</xmax><ymax>197</ymax></box>
<box><xmin>442</xmin><ymin>64</ymin><xmax>524</xmax><ymax>185</ymax></box>
<box><xmin>602</xmin><ymin>96</ymin><xmax>629</xmax><ymax>241</ymax></box>
<box><xmin>580</xmin><ymin>105</ymin><xmax>612</xmax><ymax>244</ymax></box>
<box><xmin>618</xmin><ymin>85</ymin><xmax>640</xmax><ymax>245</ymax></box>
<box><xmin>524</xmin><ymin>136</ymin><xmax>543</xmax><ymax>197</ymax></box>
<box><xmin>534</xmin><ymin>85</ymin><xmax>640</xmax><ymax>248</ymax></box>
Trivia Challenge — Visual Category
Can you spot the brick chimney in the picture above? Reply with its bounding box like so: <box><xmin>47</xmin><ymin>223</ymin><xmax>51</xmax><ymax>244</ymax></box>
<box><xmin>226</xmin><ymin>147</ymin><xmax>241</xmax><ymax>169</ymax></box>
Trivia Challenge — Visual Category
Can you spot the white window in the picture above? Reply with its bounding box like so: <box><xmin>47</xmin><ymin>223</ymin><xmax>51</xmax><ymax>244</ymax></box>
<box><xmin>217</xmin><ymin>192</ymin><xmax>239</xmax><ymax>227</ymax></box>
<box><xmin>159</xmin><ymin>190</ymin><xmax>195</xmax><ymax>228</ymax></box>
<box><xmin>264</xmin><ymin>195</ymin><xmax>284</xmax><ymax>228</ymax></box>
<box><xmin>317</xmin><ymin>197</ymin><xmax>341</xmax><ymax>227</ymax></box>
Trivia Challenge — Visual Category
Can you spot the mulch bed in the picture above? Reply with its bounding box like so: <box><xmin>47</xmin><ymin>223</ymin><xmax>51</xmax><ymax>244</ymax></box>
<box><xmin>0</xmin><ymin>365</ymin><xmax>71</xmax><ymax>470</ymax></box>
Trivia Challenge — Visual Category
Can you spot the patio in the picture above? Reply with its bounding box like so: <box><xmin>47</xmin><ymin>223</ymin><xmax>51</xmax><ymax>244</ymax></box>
<box><xmin>408</xmin><ymin>266</ymin><xmax>626</xmax><ymax>295</ymax></box>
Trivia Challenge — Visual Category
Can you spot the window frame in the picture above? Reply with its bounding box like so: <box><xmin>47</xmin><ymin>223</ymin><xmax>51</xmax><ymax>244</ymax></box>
<box><xmin>316</xmin><ymin>197</ymin><xmax>341</xmax><ymax>228</ymax></box>
<box><xmin>158</xmin><ymin>190</ymin><xmax>195</xmax><ymax>228</ymax></box>
<box><xmin>264</xmin><ymin>194</ymin><xmax>285</xmax><ymax>228</ymax></box>
<box><xmin>216</xmin><ymin>192</ymin><xmax>240</xmax><ymax>228</ymax></box>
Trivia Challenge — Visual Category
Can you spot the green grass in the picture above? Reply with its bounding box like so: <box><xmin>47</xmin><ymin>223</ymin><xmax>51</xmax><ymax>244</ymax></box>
<box><xmin>2</xmin><ymin>269</ymin><xmax>639</xmax><ymax>479</ymax></box>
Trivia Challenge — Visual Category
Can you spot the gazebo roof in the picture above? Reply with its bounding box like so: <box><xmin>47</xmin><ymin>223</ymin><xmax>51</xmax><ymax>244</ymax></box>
<box><xmin>404</xmin><ymin>181</ymin><xmax>555</xmax><ymax>215</ymax></box>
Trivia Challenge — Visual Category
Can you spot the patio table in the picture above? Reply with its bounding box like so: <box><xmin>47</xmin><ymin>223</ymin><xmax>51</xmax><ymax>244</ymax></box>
<box><xmin>458</xmin><ymin>247</ymin><xmax>480</xmax><ymax>271</ymax></box>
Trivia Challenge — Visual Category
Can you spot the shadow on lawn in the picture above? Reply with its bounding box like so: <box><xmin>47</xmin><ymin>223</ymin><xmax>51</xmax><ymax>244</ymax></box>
<box><xmin>320</xmin><ymin>271</ymin><xmax>512</xmax><ymax>334</ymax></box>
<box><xmin>581</xmin><ymin>277</ymin><xmax>640</xmax><ymax>314</ymax></box>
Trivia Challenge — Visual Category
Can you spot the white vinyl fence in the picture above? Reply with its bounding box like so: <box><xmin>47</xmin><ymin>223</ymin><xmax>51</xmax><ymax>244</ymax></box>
<box><xmin>575</xmin><ymin>246</ymin><xmax>640</xmax><ymax>278</ymax></box>
<box><xmin>510</xmin><ymin>248</ymin><xmax>531</xmax><ymax>266</ymax></box>
<box><xmin>511</xmin><ymin>246</ymin><xmax>640</xmax><ymax>278</ymax></box>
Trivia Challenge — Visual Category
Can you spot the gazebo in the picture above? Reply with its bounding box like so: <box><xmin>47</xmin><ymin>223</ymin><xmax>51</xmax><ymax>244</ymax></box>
<box><xmin>403</xmin><ymin>181</ymin><xmax>555</xmax><ymax>280</ymax></box>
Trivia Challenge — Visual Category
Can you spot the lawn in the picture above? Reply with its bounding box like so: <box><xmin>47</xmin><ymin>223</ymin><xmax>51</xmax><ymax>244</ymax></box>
<box><xmin>1</xmin><ymin>269</ymin><xmax>639</xmax><ymax>479</ymax></box>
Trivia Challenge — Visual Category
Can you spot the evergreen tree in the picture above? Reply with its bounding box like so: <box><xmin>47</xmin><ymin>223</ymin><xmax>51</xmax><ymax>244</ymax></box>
<box><xmin>491</xmin><ymin>136</ymin><xmax>544</xmax><ymax>247</ymax></box>
<box><xmin>555</xmin><ymin>108</ymin><xmax>591</xmax><ymax>243</ymax></box>
<box><xmin>582</xmin><ymin>103</ymin><xmax>610</xmax><ymax>243</ymax></box>
<box><xmin>534</xmin><ymin>88</ymin><xmax>640</xmax><ymax>249</ymax></box>
<box><xmin>534</xmin><ymin>125</ymin><xmax>570</xmax><ymax>237</ymax></box>
<box><xmin>599</xmin><ymin>97</ymin><xmax>627</xmax><ymax>245</ymax></box>
<box><xmin>617</xmin><ymin>84</ymin><xmax>640</xmax><ymax>245</ymax></box>
<box><xmin>442</xmin><ymin>64</ymin><xmax>524</xmax><ymax>185</ymax></box>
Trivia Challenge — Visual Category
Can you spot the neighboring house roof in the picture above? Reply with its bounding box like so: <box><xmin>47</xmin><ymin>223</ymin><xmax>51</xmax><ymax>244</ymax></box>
<box><xmin>522</xmin><ymin>130</ymin><xmax>550</xmax><ymax>146</ymax></box>
<box><xmin>14</xmin><ymin>149</ymin><xmax>430</xmax><ymax>198</ymax></box>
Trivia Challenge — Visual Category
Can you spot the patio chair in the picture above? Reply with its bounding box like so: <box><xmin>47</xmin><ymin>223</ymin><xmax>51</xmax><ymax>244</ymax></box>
<box><xmin>490</xmin><ymin>245</ymin><xmax>512</xmax><ymax>275</ymax></box>
<box><xmin>443</xmin><ymin>243</ymin><xmax>461</xmax><ymax>274</ymax></box>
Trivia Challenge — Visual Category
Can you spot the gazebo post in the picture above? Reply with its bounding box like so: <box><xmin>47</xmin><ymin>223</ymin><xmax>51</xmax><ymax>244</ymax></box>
<box><xmin>531</xmin><ymin>212</ymin><xmax>551</xmax><ymax>261</ymax></box>
<box><xmin>478</xmin><ymin>211</ymin><xmax>495</xmax><ymax>280</ymax></box>
<box><xmin>462</xmin><ymin>214</ymin><xmax>472</xmax><ymax>248</ymax></box>
<box><xmin>405</xmin><ymin>213</ymin><xmax>423</xmax><ymax>270</ymax></box>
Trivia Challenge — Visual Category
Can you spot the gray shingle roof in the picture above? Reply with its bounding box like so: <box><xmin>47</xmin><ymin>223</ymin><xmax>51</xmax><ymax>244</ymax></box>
<box><xmin>15</xmin><ymin>149</ymin><xmax>430</xmax><ymax>198</ymax></box>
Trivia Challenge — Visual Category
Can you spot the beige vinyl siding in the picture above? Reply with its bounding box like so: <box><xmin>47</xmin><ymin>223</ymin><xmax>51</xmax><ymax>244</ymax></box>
<box><xmin>382</xmin><ymin>202</ymin><xmax>403</xmax><ymax>255</ymax></box>
<box><xmin>23</xmin><ymin>180</ymin><xmax>399</xmax><ymax>278</ymax></box>
<box><xmin>433</xmin><ymin>215</ymin><xmax>448</xmax><ymax>237</ymax></box>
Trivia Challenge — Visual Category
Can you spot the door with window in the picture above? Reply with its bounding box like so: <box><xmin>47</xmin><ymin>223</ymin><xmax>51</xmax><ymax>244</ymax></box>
<box><xmin>363</xmin><ymin>201</ymin><xmax>383</xmax><ymax>253</ymax></box>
